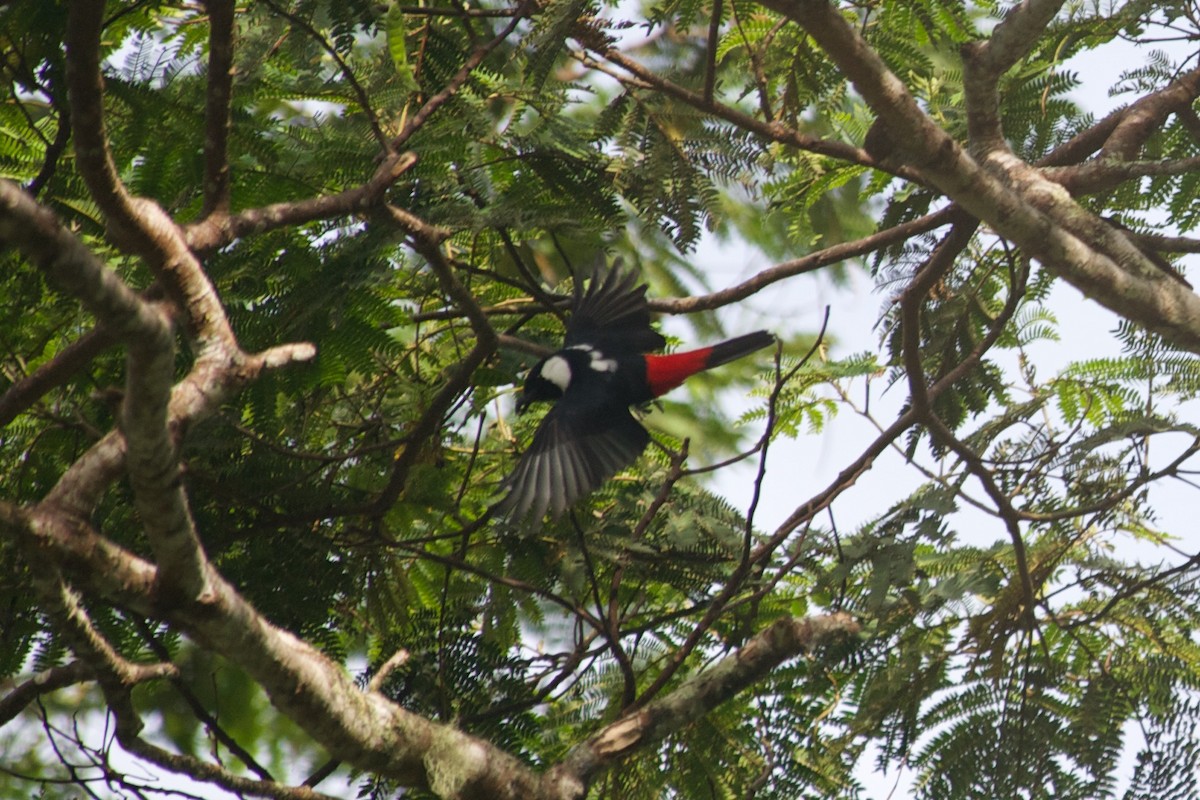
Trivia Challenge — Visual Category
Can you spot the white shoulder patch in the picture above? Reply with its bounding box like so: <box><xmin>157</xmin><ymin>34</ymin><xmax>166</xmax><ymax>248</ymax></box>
<box><xmin>540</xmin><ymin>355</ymin><xmax>572</xmax><ymax>391</ymax></box>
<box><xmin>569</xmin><ymin>344</ymin><xmax>617</xmax><ymax>373</ymax></box>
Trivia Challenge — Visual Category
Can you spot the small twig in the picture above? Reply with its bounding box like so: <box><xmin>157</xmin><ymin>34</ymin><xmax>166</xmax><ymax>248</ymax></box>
<box><xmin>369</xmin><ymin>649</ymin><xmax>411</xmax><ymax>692</ymax></box>
<box><xmin>0</xmin><ymin>326</ymin><xmax>117</xmax><ymax>428</ymax></box>
<box><xmin>261</xmin><ymin>0</ymin><xmax>391</xmax><ymax>150</ymax></box>
<box><xmin>134</xmin><ymin>619</ymin><xmax>276</xmax><ymax>782</ymax></box>
<box><xmin>743</xmin><ymin>309</ymin><xmax>829</xmax><ymax>564</ymax></box>
<box><xmin>391</xmin><ymin>0</ymin><xmax>534</xmax><ymax>148</ymax></box>
<box><xmin>898</xmin><ymin>222</ymin><xmax>1037</xmax><ymax>627</ymax></box>
<box><xmin>603</xmin><ymin>441</ymin><xmax>691</xmax><ymax>708</ymax></box>
<box><xmin>703</xmin><ymin>0</ymin><xmax>722</xmax><ymax>103</ymax></box>
<box><xmin>366</xmin><ymin>204</ymin><xmax>497</xmax><ymax>515</ymax></box>
<box><xmin>572</xmin><ymin>510</ymin><xmax>639</xmax><ymax>708</ymax></box>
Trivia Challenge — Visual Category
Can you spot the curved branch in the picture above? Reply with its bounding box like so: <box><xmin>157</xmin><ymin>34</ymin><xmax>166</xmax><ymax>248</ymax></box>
<box><xmin>0</xmin><ymin>179</ymin><xmax>207</xmax><ymax>599</ymax></box>
<box><xmin>0</xmin><ymin>662</ymin><xmax>94</xmax><ymax>726</ymax></box>
<box><xmin>367</xmin><ymin>204</ymin><xmax>498</xmax><ymax>515</ymax></box>
<box><xmin>651</xmin><ymin>207</ymin><xmax>958</xmax><ymax>314</ymax></box>
<box><xmin>764</xmin><ymin>0</ymin><xmax>1200</xmax><ymax>354</ymax></box>
<box><xmin>64</xmin><ymin>0</ymin><xmax>143</xmax><ymax>246</ymax></box>
<box><xmin>41</xmin><ymin>336</ymin><xmax>315</xmax><ymax>519</ymax></box>
<box><xmin>960</xmin><ymin>0</ymin><xmax>1067</xmax><ymax>150</ymax></box>
<box><xmin>3</xmin><ymin>505</ymin><xmax>561</xmax><ymax>799</ymax></box>
<box><xmin>64</xmin><ymin>0</ymin><xmax>242</xmax><ymax>350</ymax></box>
<box><xmin>582</xmin><ymin>45</ymin><xmax>910</xmax><ymax>179</ymax></box>
<box><xmin>184</xmin><ymin>151</ymin><xmax>418</xmax><ymax>253</ymax></box>
<box><xmin>898</xmin><ymin>222</ymin><xmax>1038</xmax><ymax>620</ymax></box>
<box><xmin>0</xmin><ymin>325</ymin><xmax>116</xmax><ymax>428</ymax></box>
<box><xmin>552</xmin><ymin>612</ymin><xmax>859</xmax><ymax>787</ymax></box>
<box><xmin>1101</xmin><ymin>64</ymin><xmax>1200</xmax><ymax>160</ymax></box>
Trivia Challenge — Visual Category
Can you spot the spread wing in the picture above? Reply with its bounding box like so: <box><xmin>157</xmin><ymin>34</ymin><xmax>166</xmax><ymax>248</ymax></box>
<box><xmin>499</xmin><ymin>400</ymin><xmax>649</xmax><ymax>521</ymax></box>
<box><xmin>564</xmin><ymin>269</ymin><xmax>666</xmax><ymax>354</ymax></box>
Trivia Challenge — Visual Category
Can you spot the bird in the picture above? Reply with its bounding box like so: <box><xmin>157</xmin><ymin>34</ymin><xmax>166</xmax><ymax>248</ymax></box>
<box><xmin>499</xmin><ymin>269</ymin><xmax>775</xmax><ymax>521</ymax></box>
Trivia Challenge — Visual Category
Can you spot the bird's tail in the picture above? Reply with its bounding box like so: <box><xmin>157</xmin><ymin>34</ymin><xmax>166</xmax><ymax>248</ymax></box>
<box><xmin>644</xmin><ymin>330</ymin><xmax>775</xmax><ymax>397</ymax></box>
<box><xmin>703</xmin><ymin>330</ymin><xmax>776</xmax><ymax>369</ymax></box>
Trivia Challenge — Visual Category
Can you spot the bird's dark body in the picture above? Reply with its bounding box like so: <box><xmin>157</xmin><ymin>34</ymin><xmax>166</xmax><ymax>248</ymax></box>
<box><xmin>500</xmin><ymin>270</ymin><xmax>774</xmax><ymax>521</ymax></box>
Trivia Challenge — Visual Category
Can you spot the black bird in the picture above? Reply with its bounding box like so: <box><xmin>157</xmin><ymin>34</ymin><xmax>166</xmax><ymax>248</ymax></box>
<box><xmin>500</xmin><ymin>269</ymin><xmax>775</xmax><ymax>520</ymax></box>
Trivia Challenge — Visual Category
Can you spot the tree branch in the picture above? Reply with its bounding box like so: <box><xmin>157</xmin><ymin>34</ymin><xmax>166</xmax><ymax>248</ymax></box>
<box><xmin>0</xmin><ymin>179</ymin><xmax>211</xmax><ymax>600</ymax></box>
<box><xmin>0</xmin><ymin>662</ymin><xmax>94</xmax><ymax>727</ymax></box>
<box><xmin>184</xmin><ymin>151</ymin><xmax>418</xmax><ymax>253</ymax></box>
<box><xmin>64</xmin><ymin>0</ymin><xmax>144</xmax><ymax>248</ymax></box>
<box><xmin>898</xmin><ymin>222</ymin><xmax>1038</xmax><ymax>621</ymax></box>
<box><xmin>764</xmin><ymin>0</ymin><xmax>1200</xmax><ymax>354</ymax></box>
<box><xmin>582</xmin><ymin>45</ymin><xmax>907</xmax><ymax>178</ymax></box>
<box><xmin>960</xmin><ymin>0</ymin><xmax>1066</xmax><ymax>150</ymax></box>
<box><xmin>650</xmin><ymin>207</ymin><xmax>958</xmax><ymax>314</ymax></box>
<box><xmin>391</xmin><ymin>2</ymin><xmax>533</xmax><ymax>149</ymax></box>
<box><xmin>64</xmin><ymin>0</ymin><xmax>242</xmax><ymax>349</ymax></box>
<box><xmin>0</xmin><ymin>325</ymin><xmax>117</xmax><ymax>428</ymax></box>
<box><xmin>40</xmin><ymin>334</ymin><xmax>314</xmax><ymax>520</ymax></box>
<box><xmin>1101</xmin><ymin>64</ymin><xmax>1200</xmax><ymax>161</ymax></box>
<box><xmin>261</xmin><ymin>0</ymin><xmax>390</xmax><ymax>150</ymax></box>
<box><xmin>552</xmin><ymin>612</ymin><xmax>859</xmax><ymax>786</ymax></box>
<box><xmin>3</xmin><ymin>503</ymin><xmax>566</xmax><ymax>799</ymax></box>
<box><xmin>367</xmin><ymin>204</ymin><xmax>499</xmax><ymax>515</ymax></box>
<box><xmin>200</xmin><ymin>0</ymin><xmax>236</xmax><ymax>218</ymax></box>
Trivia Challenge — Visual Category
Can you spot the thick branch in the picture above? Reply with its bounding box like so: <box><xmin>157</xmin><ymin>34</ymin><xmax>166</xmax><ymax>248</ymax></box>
<box><xmin>124</xmin><ymin>327</ymin><xmax>211</xmax><ymax>603</ymax></box>
<box><xmin>0</xmin><ymin>182</ymin><xmax>312</xmax><ymax>523</ymax></box>
<box><xmin>200</xmin><ymin>0</ymin><xmax>236</xmax><ymax>218</ymax></box>
<box><xmin>960</xmin><ymin>0</ymin><xmax>1066</xmax><ymax>150</ymax></box>
<box><xmin>553</xmin><ymin>613</ymin><xmax>858</xmax><ymax>785</ymax></box>
<box><xmin>973</xmin><ymin>0</ymin><xmax>1065</xmax><ymax>77</ymax></box>
<box><xmin>0</xmin><ymin>662</ymin><xmax>94</xmax><ymax>726</ymax></box>
<box><xmin>0</xmin><ymin>180</ymin><xmax>209</xmax><ymax>597</ymax></box>
<box><xmin>763</xmin><ymin>0</ymin><xmax>1200</xmax><ymax>353</ymax></box>
<box><xmin>41</xmin><ymin>338</ymin><xmax>315</xmax><ymax>519</ymax></box>
<box><xmin>2</xmin><ymin>505</ymin><xmax>564</xmax><ymax>799</ymax></box>
<box><xmin>1047</xmin><ymin>152</ymin><xmax>1200</xmax><ymax>196</ymax></box>
<box><xmin>1102</xmin><ymin>64</ymin><xmax>1200</xmax><ymax>160</ymax></box>
<box><xmin>64</xmin><ymin>0</ymin><xmax>241</xmax><ymax>348</ymax></box>
<box><xmin>0</xmin><ymin>181</ymin><xmax>169</xmax><ymax>347</ymax></box>
<box><xmin>0</xmin><ymin>325</ymin><xmax>116</xmax><ymax>427</ymax></box>
<box><xmin>185</xmin><ymin>151</ymin><xmax>418</xmax><ymax>253</ymax></box>
<box><xmin>64</xmin><ymin>0</ymin><xmax>144</xmax><ymax>248</ymax></box>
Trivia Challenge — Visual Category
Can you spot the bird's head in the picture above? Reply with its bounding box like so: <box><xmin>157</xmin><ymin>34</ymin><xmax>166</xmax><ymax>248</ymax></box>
<box><xmin>515</xmin><ymin>353</ymin><xmax>573</xmax><ymax>413</ymax></box>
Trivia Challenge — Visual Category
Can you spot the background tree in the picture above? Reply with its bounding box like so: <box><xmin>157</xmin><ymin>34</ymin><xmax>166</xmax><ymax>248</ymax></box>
<box><xmin>3</xmin><ymin>0</ymin><xmax>1200</xmax><ymax>798</ymax></box>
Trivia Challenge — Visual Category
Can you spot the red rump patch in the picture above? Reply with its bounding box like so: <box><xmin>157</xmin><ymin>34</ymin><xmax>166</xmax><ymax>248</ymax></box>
<box><xmin>644</xmin><ymin>347</ymin><xmax>715</xmax><ymax>397</ymax></box>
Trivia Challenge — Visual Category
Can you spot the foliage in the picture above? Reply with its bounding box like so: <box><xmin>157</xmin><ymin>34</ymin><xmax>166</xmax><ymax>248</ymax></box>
<box><xmin>4</xmin><ymin>1</ymin><xmax>1200</xmax><ymax>799</ymax></box>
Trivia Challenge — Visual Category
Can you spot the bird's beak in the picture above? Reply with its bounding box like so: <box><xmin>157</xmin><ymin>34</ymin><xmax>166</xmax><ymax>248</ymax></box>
<box><xmin>515</xmin><ymin>393</ymin><xmax>532</xmax><ymax>415</ymax></box>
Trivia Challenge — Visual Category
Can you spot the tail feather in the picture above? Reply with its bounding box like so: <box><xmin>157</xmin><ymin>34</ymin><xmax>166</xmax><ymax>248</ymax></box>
<box><xmin>643</xmin><ymin>330</ymin><xmax>775</xmax><ymax>398</ymax></box>
<box><xmin>704</xmin><ymin>330</ymin><xmax>776</xmax><ymax>369</ymax></box>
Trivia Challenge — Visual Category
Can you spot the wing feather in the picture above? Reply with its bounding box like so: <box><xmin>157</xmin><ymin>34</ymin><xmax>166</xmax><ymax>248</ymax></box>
<box><xmin>565</xmin><ymin>269</ymin><xmax>666</xmax><ymax>354</ymax></box>
<box><xmin>499</xmin><ymin>402</ymin><xmax>649</xmax><ymax>522</ymax></box>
